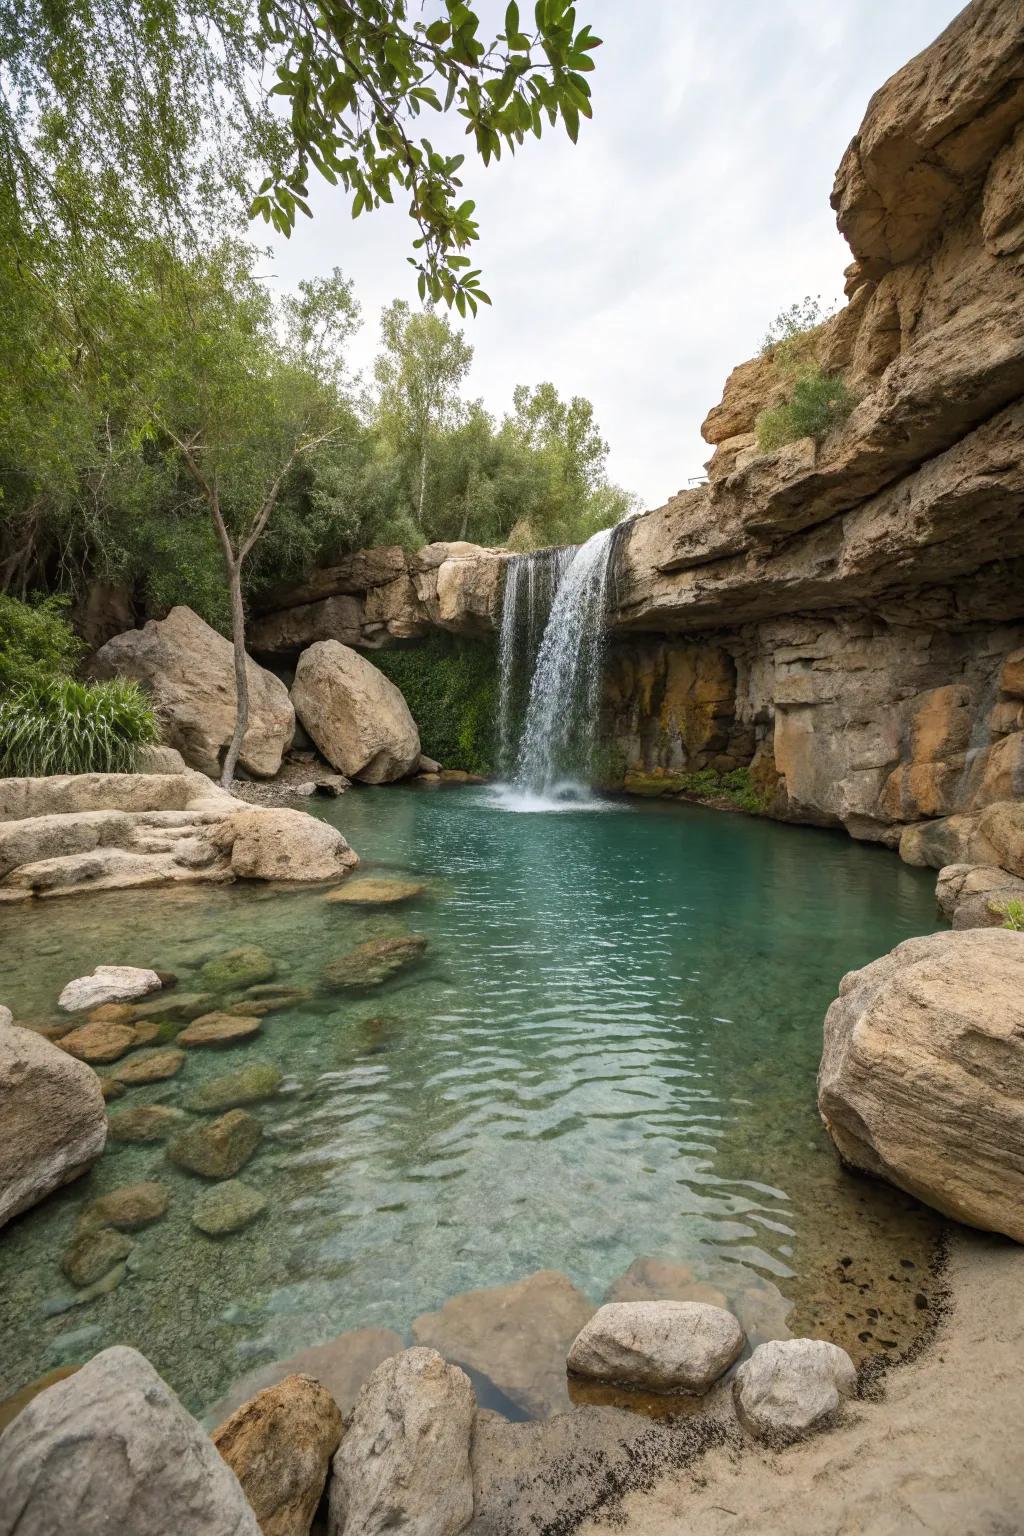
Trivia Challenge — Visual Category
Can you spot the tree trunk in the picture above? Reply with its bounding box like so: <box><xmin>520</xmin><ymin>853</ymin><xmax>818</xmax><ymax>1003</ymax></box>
<box><xmin>220</xmin><ymin>555</ymin><xmax>249</xmax><ymax>790</ymax></box>
<box><xmin>418</xmin><ymin>439</ymin><xmax>428</xmax><ymax>529</ymax></box>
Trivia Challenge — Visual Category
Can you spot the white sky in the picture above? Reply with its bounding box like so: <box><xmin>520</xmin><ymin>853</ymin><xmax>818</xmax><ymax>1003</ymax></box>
<box><xmin>266</xmin><ymin>0</ymin><xmax>964</xmax><ymax>510</ymax></box>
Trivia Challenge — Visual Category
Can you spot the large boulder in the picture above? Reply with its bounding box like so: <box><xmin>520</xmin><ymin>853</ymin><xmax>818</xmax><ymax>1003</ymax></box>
<box><xmin>291</xmin><ymin>640</ymin><xmax>420</xmax><ymax>783</ymax></box>
<box><xmin>93</xmin><ymin>606</ymin><xmax>294</xmax><ymax>779</ymax></box>
<box><xmin>566</xmin><ymin>1300</ymin><xmax>745</xmax><ymax>1395</ymax></box>
<box><xmin>936</xmin><ymin>862</ymin><xmax>1024</xmax><ymax>928</ymax></box>
<box><xmin>733</xmin><ymin>1338</ymin><xmax>856</xmax><ymax>1444</ymax></box>
<box><xmin>978</xmin><ymin>800</ymin><xmax>1024</xmax><ymax>878</ymax></box>
<box><xmin>212</xmin><ymin>1374</ymin><xmax>343</xmax><ymax>1536</ymax></box>
<box><xmin>818</xmin><ymin>929</ymin><xmax>1024</xmax><ymax>1240</ymax></box>
<box><xmin>0</xmin><ymin>1024</ymin><xmax>107</xmax><ymax>1228</ymax></box>
<box><xmin>327</xmin><ymin>1348</ymin><xmax>475</xmax><ymax>1536</ymax></box>
<box><xmin>213</xmin><ymin>807</ymin><xmax>359</xmax><ymax>882</ymax></box>
<box><xmin>0</xmin><ymin>1347</ymin><xmax>259</xmax><ymax>1534</ymax></box>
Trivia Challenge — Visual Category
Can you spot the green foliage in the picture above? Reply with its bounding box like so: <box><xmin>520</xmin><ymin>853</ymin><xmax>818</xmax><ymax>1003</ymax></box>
<box><xmin>0</xmin><ymin>678</ymin><xmax>158</xmax><ymax>776</ymax></box>
<box><xmin>994</xmin><ymin>898</ymin><xmax>1024</xmax><ymax>932</ymax></box>
<box><xmin>677</xmin><ymin>767</ymin><xmax>769</xmax><ymax>815</ymax></box>
<box><xmin>0</xmin><ymin>595</ymin><xmax>83</xmax><ymax>690</ymax></box>
<box><xmin>756</xmin><ymin>367</ymin><xmax>856</xmax><ymax>452</ymax></box>
<box><xmin>373</xmin><ymin>636</ymin><xmax>497</xmax><ymax>775</ymax></box>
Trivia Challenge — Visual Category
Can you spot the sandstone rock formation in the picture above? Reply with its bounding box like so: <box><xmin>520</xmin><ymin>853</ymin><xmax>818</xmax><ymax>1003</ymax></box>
<box><xmin>0</xmin><ymin>1024</ymin><xmax>107</xmax><ymax>1228</ymax></box>
<box><xmin>327</xmin><ymin>1348</ymin><xmax>475</xmax><ymax>1536</ymax></box>
<box><xmin>0</xmin><ymin>1346</ymin><xmax>259</xmax><ymax>1535</ymax></box>
<box><xmin>566</xmin><ymin>1300</ymin><xmax>745</xmax><ymax>1395</ymax></box>
<box><xmin>213</xmin><ymin>806</ymin><xmax>359</xmax><ymax>881</ymax></box>
<box><xmin>94</xmin><ymin>605</ymin><xmax>295</xmax><ymax>778</ymax></box>
<box><xmin>818</xmin><ymin>929</ymin><xmax>1024</xmax><ymax>1241</ymax></box>
<box><xmin>291</xmin><ymin>640</ymin><xmax>421</xmax><ymax>783</ymax></box>
<box><xmin>733</xmin><ymin>1338</ymin><xmax>856</xmax><ymax>1443</ymax></box>
<box><xmin>212</xmin><ymin>1374</ymin><xmax>343</xmax><ymax>1536</ymax></box>
<box><xmin>936</xmin><ymin>862</ymin><xmax>1024</xmax><ymax>929</ymax></box>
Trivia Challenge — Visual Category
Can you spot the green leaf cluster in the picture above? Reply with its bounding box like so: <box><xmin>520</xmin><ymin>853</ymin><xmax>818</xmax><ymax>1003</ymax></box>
<box><xmin>372</xmin><ymin>634</ymin><xmax>497</xmax><ymax>774</ymax></box>
<box><xmin>0</xmin><ymin>677</ymin><xmax>158</xmax><ymax>775</ymax></box>
<box><xmin>993</xmin><ymin>898</ymin><xmax>1024</xmax><ymax>932</ymax></box>
<box><xmin>0</xmin><ymin>594</ymin><xmax>84</xmax><ymax>689</ymax></box>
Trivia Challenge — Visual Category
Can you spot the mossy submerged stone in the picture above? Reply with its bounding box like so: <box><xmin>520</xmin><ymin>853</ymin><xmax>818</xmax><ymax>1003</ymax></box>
<box><xmin>199</xmin><ymin>947</ymin><xmax>277</xmax><ymax>993</ymax></box>
<box><xmin>191</xmin><ymin>1180</ymin><xmax>268</xmax><ymax>1236</ymax></box>
<box><xmin>78</xmin><ymin>1182</ymin><xmax>169</xmax><ymax>1234</ymax></box>
<box><xmin>61</xmin><ymin>1228</ymin><xmax>134</xmax><ymax>1289</ymax></box>
<box><xmin>108</xmin><ymin>1048</ymin><xmax>185</xmax><ymax>1085</ymax></box>
<box><xmin>106</xmin><ymin>1105</ymin><xmax>185</xmax><ymax>1143</ymax></box>
<box><xmin>186</xmin><ymin>1063</ymin><xmax>284</xmax><ymax>1113</ymax></box>
<box><xmin>325</xmin><ymin>878</ymin><xmax>426</xmax><ymax>907</ymax></box>
<box><xmin>322</xmin><ymin>934</ymin><xmax>428</xmax><ymax>992</ymax></box>
<box><xmin>167</xmin><ymin>1110</ymin><xmax>263</xmax><ymax>1179</ymax></box>
<box><xmin>178</xmin><ymin>1013</ymin><xmax>262</xmax><ymax>1048</ymax></box>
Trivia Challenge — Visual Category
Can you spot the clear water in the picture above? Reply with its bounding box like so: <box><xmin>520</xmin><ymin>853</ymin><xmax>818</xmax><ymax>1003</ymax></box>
<box><xmin>0</xmin><ymin>788</ymin><xmax>944</xmax><ymax>1419</ymax></box>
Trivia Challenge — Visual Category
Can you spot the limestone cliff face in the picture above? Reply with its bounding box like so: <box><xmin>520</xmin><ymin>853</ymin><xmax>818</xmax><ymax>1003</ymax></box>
<box><xmin>605</xmin><ymin>0</ymin><xmax>1024</xmax><ymax>842</ymax></box>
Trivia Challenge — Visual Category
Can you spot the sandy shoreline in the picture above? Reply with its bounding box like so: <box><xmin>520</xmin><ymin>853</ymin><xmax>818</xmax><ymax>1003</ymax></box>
<box><xmin>574</xmin><ymin>1230</ymin><xmax>1024</xmax><ymax>1535</ymax></box>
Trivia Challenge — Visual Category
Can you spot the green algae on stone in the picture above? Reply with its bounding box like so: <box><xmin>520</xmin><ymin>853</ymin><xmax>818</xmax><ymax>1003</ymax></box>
<box><xmin>186</xmin><ymin>1063</ymin><xmax>284</xmax><ymax>1114</ymax></box>
<box><xmin>167</xmin><ymin>1109</ymin><xmax>263</xmax><ymax>1179</ymax></box>
<box><xmin>191</xmin><ymin>1180</ymin><xmax>268</xmax><ymax>1236</ymax></box>
<box><xmin>106</xmin><ymin>1104</ymin><xmax>186</xmax><ymax>1143</ymax></box>
<box><xmin>61</xmin><ymin>1229</ymin><xmax>134</xmax><ymax>1288</ymax></box>
<box><xmin>322</xmin><ymin>934</ymin><xmax>428</xmax><ymax>992</ymax></box>
<box><xmin>199</xmin><ymin>947</ymin><xmax>277</xmax><ymax>993</ymax></box>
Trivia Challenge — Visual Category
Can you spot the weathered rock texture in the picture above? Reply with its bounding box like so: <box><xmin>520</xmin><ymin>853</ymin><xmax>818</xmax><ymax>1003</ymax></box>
<box><xmin>0</xmin><ymin>1024</ymin><xmax>107</xmax><ymax>1228</ymax></box>
<box><xmin>566</xmin><ymin>1301</ymin><xmax>745</xmax><ymax>1395</ymax></box>
<box><xmin>818</xmin><ymin>928</ymin><xmax>1024</xmax><ymax>1241</ymax></box>
<box><xmin>291</xmin><ymin>640</ymin><xmax>421</xmax><ymax>783</ymax></box>
<box><xmin>0</xmin><ymin>1345</ymin><xmax>259</xmax><ymax>1534</ymax></box>
<box><xmin>212</xmin><ymin>1374</ymin><xmax>343</xmax><ymax>1536</ymax></box>
<box><xmin>93</xmin><ymin>605</ymin><xmax>295</xmax><ymax>779</ymax></box>
<box><xmin>733</xmin><ymin>1337</ymin><xmax>857</xmax><ymax>1444</ymax></box>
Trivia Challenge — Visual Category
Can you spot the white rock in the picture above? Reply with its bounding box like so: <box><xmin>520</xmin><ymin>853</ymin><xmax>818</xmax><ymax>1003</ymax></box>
<box><xmin>0</xmin><ymin>1346</ymin><xmax>259</xmax><ymax>1533</ymax></box>
<box><xmin>292</xmin><ymin>640</ymin><xmax>421</xmax><ymax>784</ymax></box>
<box><xmin>566</xmin><ymin>1300</ymin><xmax>745</xmax><ymax>1395</ymax></box>
<box><xmin>58</xmin><ymin>965</ymin><xmax>162</xmax><ymax>1013</ymax></box>
<box><xmin>0</xmin><ymin>1005</ymin><xmax>12</xmax><ymax>1029</ymax></box>
<box><xmin>733</xmin><ymin>1337</ymin><xmax>856</xmax><ymax>1443</ymax></box>
<box><xmin>327</xmin><ymin>1347</ymin><xmax>474</xmax><ymax>1536</ymax></box>
<box><xmin>0</xmin><ymin>1025</ymin><xmax>107</xmax><ymax>1227</ymax></box>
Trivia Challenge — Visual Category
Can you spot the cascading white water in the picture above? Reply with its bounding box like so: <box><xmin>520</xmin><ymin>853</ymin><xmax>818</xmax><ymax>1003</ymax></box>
<box><xmin>508</xmin><ymin>526</ymin><xmax>616</xmax><ymax>799</ymax></box>
<box><xmin>496</xmin><ymin>545</ymin><xmax>574</xmax><ymax>776</ymax></box>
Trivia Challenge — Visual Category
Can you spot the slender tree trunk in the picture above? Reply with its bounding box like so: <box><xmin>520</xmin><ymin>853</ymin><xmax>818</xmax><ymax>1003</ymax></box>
<box><xmin>418</xmin><ymin>438</ymin><xmax>427</xmax><ymax>529</ymax></box>
<box><xmin>220</xmin><ymin>554</ymin><xmax>249</xmax><ymax>790</ymax></box>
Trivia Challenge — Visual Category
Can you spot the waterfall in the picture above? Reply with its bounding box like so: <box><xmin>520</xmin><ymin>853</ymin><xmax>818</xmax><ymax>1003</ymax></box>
<box><xmin>497</xmin><ymin>527</ymin><xmax>617</xmax><ymax>801</ymax></box>
<box><xmin>496</xmin><ymin>545</ymin><xmax>574</xmax><ymax>775</ymax></box>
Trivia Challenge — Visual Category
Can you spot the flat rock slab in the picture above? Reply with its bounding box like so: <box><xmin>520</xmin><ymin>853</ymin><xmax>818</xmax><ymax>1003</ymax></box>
<box><xmin>192</xmin><ymin>1180</ymin><xmax>268</xmax><ymax>1236</ymax></box>
<box><xmin>108</xmin><ymin>1047</ymin><xmax>185</xmax><ymax>1084</ymax></box>
<box><xmin>59</xmin><ymin>1021</ymin><xmax>140</xmax><ymax>1063</ymax></box>
<box><xmin>733</xmin><ymin>1337</ymin><xmax>856</xmax><ymax>1443</ymax></box>
<box><xmin>58</xmin><ymin>966</ymin><xmax>162</xmax><ymax>1013</ymax></box>
<box><xmin>326</xmin><ymin>879</ymin><xmax>426</xmax><ymax>906</ymax></box>
<box><xmin>412</xmin><ymin>1269</ymin><xmax>595</xmax><ymax>1419</ymax></box>
<box><xmin>567</xmin><ymin>1301</ymin><xmax>746</xmax><ymax>1395</ymax></box>
<box><xmin>186</xmin><ymin>1063</ymin><xmax>283</xmax><ymax>1113</ymax></box>
<box><xmin>168</xmin><ymin>1110</ymin><xmax>263</xmax><ymax>1180</ymax></box>
<box><xmin>212</xmin><ymin>1373</ymin><xmax>343</xmax><ymax>1536</ymax></box>
<box><xmin>179</xmin><ymin>1013</ymin><xmax>263</xmax><ymax>1048</ymax></box>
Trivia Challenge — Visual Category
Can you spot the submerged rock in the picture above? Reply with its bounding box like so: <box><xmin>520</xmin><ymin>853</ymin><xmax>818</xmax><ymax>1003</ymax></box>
<box><xmin>0</xmin><ymin>1345</ymin><xmax>259</xmax><ymax>1534</ymax></box>
<box><xmin>179</xmin><ymin>1013</ymin><xmax>263</xmax><ymax>1048</ymax></box>
<box><xmin>733</xmin><ymin>1337</ymin><xmax>856</xmax><ymax>1443</ymax></box>
<box><xmin>192</xmin><ymin>1180</ymin><xmax>268</xmax><ymax>1236</ymax></box>
<box><xmin>212</xmin><ymin>1374</ymin><xmax>343</xmax><ymax>1536</ymax></box>
<box><xmin>58</xmin><ymin>1020</ymin><xmax>140</xmax><ymax>1064</ymax></box>
<box><xmin>208</xmin><ymin>1328</ymin><xmax>404</xmax><ymax>1424</ymax></box>
<box><xmin>327</xmin><ymin>1348</ymin><xmax>474</xmax><ymax>1536</ymax></box>
<box><xmin>292</xmin><ymin>639</ymin><xmax>421</xmax><ymax>784</ymax></box>
<box><xmin>79</xmin><ymin>1181</ymin><xmax>169</xmax><ymax>1233</ymax></box>
<box><xmin>58</xmin><ymin>965</ymin><xmax>162</xmax><ymax>1013</ymax></box>
<box><xmin>567</xmin><ymin>1301</ymin><xmax>745</xmax><ymax>1395</ymax></box>
<box><xmin>0</xmin><ymin>1025</ymin><xmax>107</xmax><ymax>1229</ymax></box>
<box><xmin>322</xmin><ymin>934</ymin><xmax>428</xmax><ymax>992</ymax></box>
<box><xmin>187</xmin><ymin>1063</ymin><xmax>284</xmax><ymax>1113</ymax></box>
<box><xmin>326</xmin><ymin>878</ymin><xmax>426</xmax><ymax>907</ymax></box>
<box><xmin>213</xmin><ymin>807</ymin><xmax>359</xmax><ymax>883</ymax></box>
<box><xmin>61</xmin><ymin>1228</ymin><xmax>134</xmax><ymax>1288</ymax></box>
<box><xmin>604</xmin><ymin>1256</ymin><xmax>729</xmax><ymax>1311</ymax></box>
<box><xmin>200</xmin><ymin>947</ymin><xmax>278</xmax><ymax>992</ymax></box>
<box><xmin>412</xmin><ymin>1269</ymin><xmax>594</xmax><ymax>1419</ymax></box>
<box><xmin>168</xmin><ymin>1110</ymin><xmax>263</xmax><ymax>1180</ymax></box>
<box><xmin>108</xmin><ymin>1047</ymin><xmax>185</xmax><ymax>1084</ymax></box>
<box><xmin>106</xmin><ymin>1104</ymin><xmax>185</xmax><ymax>1142</ymax></box>
<box><xmin>818</xmin><ymin>928</ymin><xmax>1024</xmax><ymax>1241</ymax></box>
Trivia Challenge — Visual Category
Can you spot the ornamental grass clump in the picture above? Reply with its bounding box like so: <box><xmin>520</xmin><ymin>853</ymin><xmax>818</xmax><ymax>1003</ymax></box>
<box><xmin>0</xmin><ymin>677</ymin><xmax>158</xmax><ymax>776</ymax></box>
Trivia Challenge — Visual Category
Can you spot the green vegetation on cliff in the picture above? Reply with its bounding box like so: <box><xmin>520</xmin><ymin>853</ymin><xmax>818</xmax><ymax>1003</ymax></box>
<box><xmin>756</xmin><ymin>297</ymin><xmax>856</xmax><ymax>453</ymax></box>
<box><xmin>374</xmin><ymin>636</ymin><xmax>497</xmax><ymax>776</ymax></box>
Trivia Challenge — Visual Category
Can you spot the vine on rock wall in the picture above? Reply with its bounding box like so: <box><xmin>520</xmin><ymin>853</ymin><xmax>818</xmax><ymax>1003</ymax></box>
<box><xmin>373</xmin><ymin>635</ymin><xmax>498</xmax><ymax>776</ymax></box>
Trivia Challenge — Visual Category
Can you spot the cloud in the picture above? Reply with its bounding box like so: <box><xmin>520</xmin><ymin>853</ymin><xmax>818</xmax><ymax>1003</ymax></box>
<box><xmin>267</xmin><ymin>0</ymin><xmax>964</xmax><ymax>508</ymax></box>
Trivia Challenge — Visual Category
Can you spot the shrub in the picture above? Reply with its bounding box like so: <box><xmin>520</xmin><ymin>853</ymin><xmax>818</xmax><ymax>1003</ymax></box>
<box><xmin>678</xmin><ymin>767</ymin><xmax>769</xmax><ymax>815</ymax></box>
<box><xmin>760</xmin><ymin>295</ymin><xmax>833</xmax><ymax>355</ymax></box>
<box><xmin>372</xmin><ymin>636</ymin><xmax>498</xmax><ymax>775</ymax></box>
<box><xmin>0</xmin><ymin>677</ymin><xmax>158</xmax><ymax>776</ymax></box>
<box><xmin>993</xmin><ymin>898</ymin><xmax>1024</xmax><ymax>932</ymax></box>
<box><xmin>0</xmin><ymin>593</ymin><xmax>83</xmax><ymax>690</ymax></box>
<box><xmin>756</xmin><ymin>367</ymin><xmax>856</xmax><ymax>452</ymax></box>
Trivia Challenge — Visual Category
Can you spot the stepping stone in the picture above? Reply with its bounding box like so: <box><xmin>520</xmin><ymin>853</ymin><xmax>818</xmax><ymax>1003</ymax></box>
<box><xmin>326</xmin><ymin>879</ymin><xmax>426</xmax><ymax>907</ymax></box>
<box><xmin>186</xmin><ymin>1064</ymin><xmax>284</xmax><ymax>1113</ymax></box>
<box><xmin>59</xmin><ymin>1021</ymin><xmax>139</xmax><ymax>1064</ymax></box>
<box><xmin>178</xmin><ymin>1013</ymin><xmax>262</xmax><ymax>1048</ymax></box>
<box><xmin>167</xmin><ymin>1110</ymin><xmax>263</xmax><ymax>1179</ymax></box>
<box><xmin>60</xmin><ymin>1228</ymin><xmax>134</xmax><ymax>1288</ymax></box>
<box><xmin>106</xmin><ymin>1105</ymin><xmax>186</xmax><ymax>1143</ymax></box>
<box><xmin>191</xmin><ymin>1180</ymin><xmax>268</xmax><ymax>1235</ymax></box>
<box><xmin>108</xmin><ymin>1048</ymin><xmax>185</xmax><ymax>1085</ymax></box>
<box><xmin>567</xmin><ymin>1301</ymin><xmax>746</xmax><ymax>1395</ymax></box>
